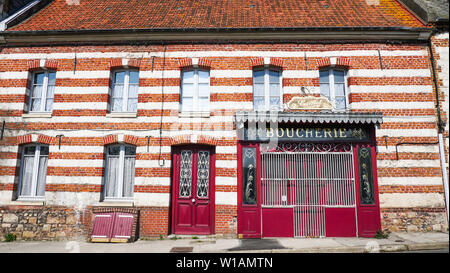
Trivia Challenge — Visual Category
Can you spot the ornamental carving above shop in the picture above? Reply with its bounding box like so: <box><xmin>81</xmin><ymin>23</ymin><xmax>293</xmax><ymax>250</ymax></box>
<box><xmin>287</xmin><ymin>95</ymin><xmax>333</xmax><ymax>110</ymax></box>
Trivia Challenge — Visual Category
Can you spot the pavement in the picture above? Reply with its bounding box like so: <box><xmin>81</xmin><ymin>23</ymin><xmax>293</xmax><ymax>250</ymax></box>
<box><xmin>0</xmin><ymin>232</ymin><xmax>448</xmax><ymax>253</ymax></box>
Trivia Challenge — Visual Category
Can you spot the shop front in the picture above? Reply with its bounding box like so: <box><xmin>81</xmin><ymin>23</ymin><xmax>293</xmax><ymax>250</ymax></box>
<box><xmin>236</xmin><ymin>112</ymin><xmax>383</xmax><ymax>238</ymax></box>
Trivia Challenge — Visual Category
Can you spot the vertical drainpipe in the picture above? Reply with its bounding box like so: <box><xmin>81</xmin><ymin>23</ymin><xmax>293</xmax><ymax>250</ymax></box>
<box><xmin>428</xmin><ymin>37</ymin><xmax>449</xmax><ymax>223</ymax></box>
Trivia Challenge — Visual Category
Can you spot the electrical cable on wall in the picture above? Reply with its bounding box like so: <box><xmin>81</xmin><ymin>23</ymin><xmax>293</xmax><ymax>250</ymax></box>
<box><xmin>158</xmin><ymin>44</ymin><xmax>167</xmax><ymax>167</ymax></box>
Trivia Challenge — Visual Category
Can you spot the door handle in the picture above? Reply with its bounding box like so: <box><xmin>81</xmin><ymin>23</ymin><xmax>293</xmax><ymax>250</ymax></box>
<box><xmin>192</xmin><ymin>198</ymin><xmax>196</xmax><ymax>203</ymax></box>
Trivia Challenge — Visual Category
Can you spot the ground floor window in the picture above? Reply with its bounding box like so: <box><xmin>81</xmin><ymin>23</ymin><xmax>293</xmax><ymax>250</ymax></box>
<box><xmin>104</xmin><ymin>144</ymin><xmax>136</xmax><ymax>201</ymax></box>
<box><xmin>18</xmin><ymin>144</ymin><xmax>49</xmax><ymax>200</ymax></box>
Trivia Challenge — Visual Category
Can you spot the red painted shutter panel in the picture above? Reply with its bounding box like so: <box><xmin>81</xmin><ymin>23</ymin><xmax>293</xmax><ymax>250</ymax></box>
<box><xmin>111</xmin><ymin>213</ymin><xmax>134</xmax><ymax>242</ymax></box>
<box><xmin>91</xmin><ymin>213</ymin><xmax>115</xmax><ymax>242</ymax></box>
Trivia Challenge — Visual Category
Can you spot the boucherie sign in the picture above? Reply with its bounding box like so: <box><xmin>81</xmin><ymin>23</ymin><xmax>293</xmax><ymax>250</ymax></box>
<box><xmin>239</xmin><ymin>125</ymin><xmax>370</xmax><ymax>142</ymax></box>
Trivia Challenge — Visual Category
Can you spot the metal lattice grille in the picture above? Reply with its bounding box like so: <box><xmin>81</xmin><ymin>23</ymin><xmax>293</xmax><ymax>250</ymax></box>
<box><xmin>261</xmin><ymin>143</ymin><xmax>356</xmax><ymax>237</ymax></box>
<box><xmin>197</xmin><ymin>151</ymin><xmax>210</xmax><ymax>198</ymax></box>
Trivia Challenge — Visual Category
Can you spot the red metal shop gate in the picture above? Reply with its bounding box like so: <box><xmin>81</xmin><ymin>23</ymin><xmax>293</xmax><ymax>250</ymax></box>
<box><xmin>261</xmin><ymin>143</ymin><xmax>357</xmax><ymax>237</ymax></box>
<box><xmin>238</xmin><ymin>142</ymin><xmax>381</xmax><ymax>238</ymax></box>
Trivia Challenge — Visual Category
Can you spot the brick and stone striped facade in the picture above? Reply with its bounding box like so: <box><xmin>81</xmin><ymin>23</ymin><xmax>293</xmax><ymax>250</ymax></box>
<box><xmin>0</xmin><ymin>42</ymin><xmax>448</xmax><ymax>239</ymax></box>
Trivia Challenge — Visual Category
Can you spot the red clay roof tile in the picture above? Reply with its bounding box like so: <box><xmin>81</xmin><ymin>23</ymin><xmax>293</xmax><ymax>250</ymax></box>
<box><xmin>8</xmin><ymin>0</ymin><xmax>426</xmax><ymax>32</ymax></box>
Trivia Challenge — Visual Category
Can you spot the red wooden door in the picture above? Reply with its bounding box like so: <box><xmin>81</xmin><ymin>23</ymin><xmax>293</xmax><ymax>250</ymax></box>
<box><xmin>237</xmin><ymin>143</ymin><xmax>261</xmax><ymax>238</ymax></box>
<box><xmin>172</xmin><ymin>146</ymin><xmax>215</xmax><ymax>235</ymax></box>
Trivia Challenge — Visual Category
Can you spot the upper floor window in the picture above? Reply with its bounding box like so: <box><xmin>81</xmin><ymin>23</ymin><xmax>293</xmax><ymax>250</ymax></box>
<box><xmin>320</xmin><ymin>69</ymin><xmax>347</xmax><ymax>110</ymax></box>
<box><xmin>253</xmin><ymin>68</ymin><xmax>282</xmax><ymax>111</ymax></box>
<box><xmin>181</xmin><ymin>69</ymin><xmax>210</xmax><ymax>112</ymax></box>
<box><xmin>29</xmin><ymin>71</ymin><xmax>55</xmax><ymax>112</ymax></box>
<box><xmin>104</xmin><ymin>144</ymin><xmax>136</xmax><ymax>201</ymax></box>
<box><xmin>110</xmin><ymin>70</ymin><xmax>139</xmax><ymax>113</ymax></box>
<box><xmin>18</xmin><ymin>144</ymin><xmax>49</xmax><ymax>200</ymax></box>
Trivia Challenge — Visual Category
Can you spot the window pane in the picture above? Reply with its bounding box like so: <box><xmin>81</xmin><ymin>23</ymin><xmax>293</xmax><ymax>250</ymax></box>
<box><xmin>198</xmin><ymin>70</ymin><xmax>209</xmax><ymax>83</ymax></box>
<box><xmin>320</xmin><ymin>83</ymin><xmax>330</xmax><ymax>99</ymax></box>
<box><xmin>319</xmin><ymin>70</ymin><xmax>329</xmax><ymax>83</ymax></box>
<box><xmin>40</xmin><ymin>146</ymin><xmax>49</xmax><ymax>156</ymax></box>
<box><xmin>112</xmin><ymin>98</ymin><xmax>123</xmax><ymax>112</ymax></box>
<box><xmin>127</xmin><ymin>85</ymin><xmax>138</xmax><ymax>112</ymax></box>
<box><xmin>253</xmin><ymin>70</ymin><xmax>264</xmax><ymax>83</ymax></box>
<box><xmin>31</xmin><ymin>98</ymin><xmax>41</xmax><ymax>112</ymax></box>
<box><xmin>32</xmin><ymin>84</ymin><xmax>43</xmax><ymax>98</ymax></box>
<box><xmin>108</xmin><ymin>145</ymin><xmax>121</xmax><ymax>156</ymax></box>
<box><xmin>269</xmin><ymin>70</ymin><xmax>280</xmax><ymax>83</ymax></box>
<box><xmin>127</xmin><ymin>98</ymin><xmax>138</xmax><ymax>112</ymax></box>
<box><xmin>112</xmin><ymin>84</ymin><xmax>124</xmax><ymax>98</ymax></box>
<box><xmin>45</xmin><ymin>98</ymin><xmax>53</xmax><ymax>112</ymax></box>
<box><xmin>125</xmin><ymin>145</ymin><xmax>136</xmax><ymax>156</ymax></box>
<box><xmin>34</xmin><ymin>72</ymin><xmax>45</xmax><ymax>85</ymax></box>
<box><xmin>24</xmin><ymin>146</ymin><xmax>36</xmax><ymax>155</ymax></box>
<box><xmin>334</xmin><ymin>70</ymin><xmax>345</xmax><ymax>83</ymax></box>
<box><xmin>128</xmin><ymin>84</ymin><xmax>138</xmax><ymax>98</ymax></box>
<box><xmin>182</xmin><ymin>97</ymin><xmax>193</xmax><ymax>112</ymax></box>
<box><xmin>335</xmin><ymin>83</ymin><xmax>345</xmax><ymax>97</ymax></box>
<box><xmin>269</xmin><ymin>83</ymin><xmax>280</xmax><ymax>97</ymax></box>
<box><xmin>46</xmin><ymin>83</ymin><xmax>55</xmax><ymax>111</ymax></box>
<box><xmin>31</xmin><ymin>84</ymin><xmax>43</xmax><ymax>111</ymax></box>
<box><xmin>182</xmin><ymin>70</ymin><xmax>194</xmax><ymax>83</ymax></box>
<box><xmin>114</xmin><ymin>71</ymin><xmax>125</xmax><ymax>84</ymax></box>
<box><xmin>105</xmin><ymin>156</ymin><xmax>119</xmax><ymax>198</ymax></box>
<box><xmin>129</xmin><ymin>71</ymin><xmax>139</xmax><ymax>84</ymax></box>
<box><xmin>335</xmin><ymin>96</ymin><xmax>346</xmax><ymax>110</ymax></box>
<box><xmin>182</xmin><ymin>83</ymin><xmax>194</xmax><ymax>97</ymax></box>
<box><xmin>20</xmin><ymin>156</ymin><xmax>34</xmax><ymax>197</ymax></box>
<box><xmin>198</xmin><ymin>83</ymin><xmax>209</xmax><ymax>98</ymax></box>
<box><xmin>123</xmin><ymin>157</ymin><xmax>135</xmax><ymax>198</ymax></box>
<box><xmin>36</xmin><ymin>156</ymin><xmax>48</xmax><ymax>196</ymax></box>
<box><xmin>198</xmin><ymin>97</ymin><xmax>209</xmax><ymax>112</ymax></box>
<box><xmin>253</xmin><ymin>83</ymin><xmax>264</xmax><ymax>96</ymax></box>
<box><xmin>269</xmin><ymin>97</ymin><xmax>281</xmax><ymax>109</ymax></box>
<box><xmin>47</xmin><ymin>72</ymin><xmax>56</xmax><ymax>86</ymax></box>
<box><xmin>253</xmin><ymin>96</ymin><xmax>265</xmax><ymax>111</ymax></box>
<box><xmin>112</xmin><ymin>84</ymin><xmax>124</xmax><ymax>111</ymax></box>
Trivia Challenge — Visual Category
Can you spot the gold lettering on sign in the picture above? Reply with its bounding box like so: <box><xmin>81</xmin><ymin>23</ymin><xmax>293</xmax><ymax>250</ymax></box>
<box><xmin>286</xmin><ymin>128</ymin><xmax>294</xmax><ymax>138</ymax></box>
<box><xmin>334</xmin><ymin>128</ymin><xmax>338</xmax><ymax>138</ymax></box>
<box><xmin>267</xmin><ymin>128</ymin><xmax>274</xmax><ymax>138</ymax></box>
<box><xmin>339</xmin><ymin>128</ymin><xmax>347</xmax><ymax>138</ymax></box>
<box><xmin>324</xmin><ymin>128</ymin><xmax>333</xmax><ymax>138</ymax></box>
<box><xmin>277</xmin><ymin>128</ymin><xmax>284</xmax><ymax>138</ymax></box>
<box><xmin>315</xmin><ymin>128</ymin><xmax>323</xmax><ymax>138</ymax></box>
<box><xmin>296</xmin><ymin>128</ymin><xmax>304</xmax><ymax>138</ymax></box>
<box><xmin>305</xmin><ymin>129</ymin><xmax>313</xmax><ymax>138</ymax></box>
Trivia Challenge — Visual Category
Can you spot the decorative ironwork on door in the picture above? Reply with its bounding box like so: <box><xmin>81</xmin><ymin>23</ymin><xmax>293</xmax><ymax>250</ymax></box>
<box><xmin>179</xmin><ymin>150</ymin><xmax>193</xmax><ymax>197</ymax></box>
<box><xmin>358</xmin><ymin>147</ymin><xmax>375</xmax><ymax>205</ymax></box>
<box><xmin>243</xmin><ymin>147</ymin><xmax>257</xmax><ymax>205</ymax></box>
<box><xmin>197</xmin><ymin>151</ymin><xmax>210</xmax><ymax>198</ymax></box>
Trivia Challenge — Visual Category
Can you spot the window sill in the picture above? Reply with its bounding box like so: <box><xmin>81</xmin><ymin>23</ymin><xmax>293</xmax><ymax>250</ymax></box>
<box><xmin>106</xmin><ymin>112</ymin><xmax>137</xmax><ymax>118</ymax></box>
<box><xmin>14</xmin><ymin>197</ymin><xmax>45</xmax><ymax>205</ymax></box>
<box><xmin>22</xmin><ymin>113</ymin><xmax>52</xmax><ymax>118</ymax></box>
<box><xmin>178</xmin><ymin>112</ymin><xmax>210</xmax><ymax>118</ymax></box>
<box><xmin>100</xmin><ymin>199</ymin><xmax>134</xmax><ymax>207</ymax></box>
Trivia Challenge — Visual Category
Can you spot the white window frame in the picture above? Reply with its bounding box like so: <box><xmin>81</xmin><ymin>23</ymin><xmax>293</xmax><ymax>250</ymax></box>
<box><xmin>180</xmin><ymin>68</ymin><xmax>210</xmax><ymax>113</ymax></box>
<box><xmin>17</xmin><ymin>144</ymin><xmax>48</xmax><ymax>201</ymax></box>
<box><xmin>252</xmin><ymin>67</ymin><xmax>283</xmax><ymax>111</ymax></box>
<box><xmin>28</xmin><ymin>70</ymin><xmax>55</xmax><ymax>113</ymax></box>
<box><xmin>104</xmin><ymin>144</ymin><xmax>136</xmax><ymax>202</ymax></box>
<box><xmin>320</xmin><ymin>68</ymin><xmax>349</xmax><ymax>111</ymax></box>
<box><xmin>110</xmin><ymin>69</ymin><xmax>139</xmax><ymax>113</ymax></box>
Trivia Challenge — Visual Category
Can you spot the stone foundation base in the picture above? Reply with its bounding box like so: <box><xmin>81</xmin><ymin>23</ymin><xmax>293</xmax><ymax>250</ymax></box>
<box><xmin>381</xmin><ymin>208</ymin><xmax>448</xmax><ymax>233</ymax></box>
<box><xmin>0</xmin><ymin>205</ymin><xmax>87</xmax><ymax>241</ymax></box>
